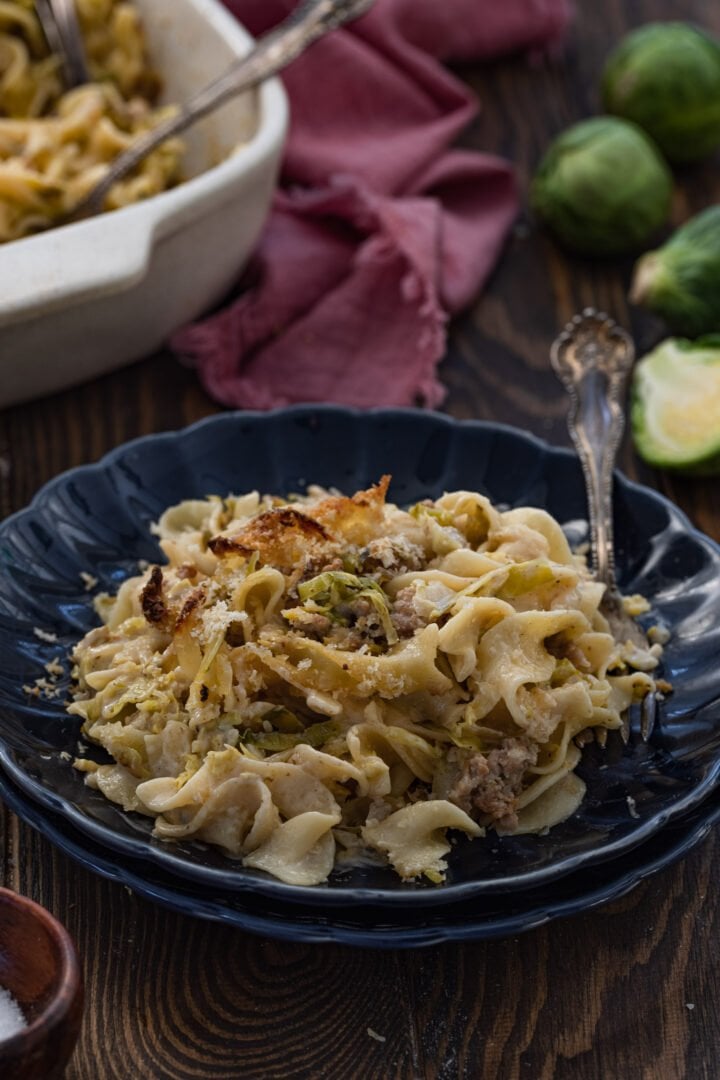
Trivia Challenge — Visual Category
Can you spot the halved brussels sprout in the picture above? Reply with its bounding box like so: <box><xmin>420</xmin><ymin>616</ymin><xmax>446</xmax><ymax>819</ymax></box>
<box><xmin>631</xmin><ymin>337</ymin><xmax>720</xmax><ymax>474</ymax></box>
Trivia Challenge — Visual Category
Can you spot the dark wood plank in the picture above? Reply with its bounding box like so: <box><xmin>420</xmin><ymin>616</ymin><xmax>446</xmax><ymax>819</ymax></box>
<box><xmin>2</xmin><ymin>1</ymin><xmax>720</xmax><ymax>1077</ymax></box>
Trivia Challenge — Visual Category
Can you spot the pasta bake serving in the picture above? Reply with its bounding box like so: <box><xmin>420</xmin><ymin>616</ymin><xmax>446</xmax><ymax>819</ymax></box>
<box><xmin>0</xmin><ymin>0</ymin><xmax>182</xmax><ymax>241</ymax></box>
<box><xmin>68</xmin><ymin>479</ymin><xmax>662</xmax><ymax>886</ymax></box>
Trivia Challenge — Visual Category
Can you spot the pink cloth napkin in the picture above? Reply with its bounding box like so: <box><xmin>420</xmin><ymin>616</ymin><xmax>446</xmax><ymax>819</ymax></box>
<box><xmin>172</xmin><ymin>0</ymin><xmax>571</xmax><ymax>409</ymax></box>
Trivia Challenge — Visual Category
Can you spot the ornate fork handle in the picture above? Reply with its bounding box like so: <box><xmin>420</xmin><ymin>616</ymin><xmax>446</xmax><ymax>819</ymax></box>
<box><xmin>550</xmin><ymin>309</ymin><xmax>635</xmax><ymax>588</ymax></box>
<box><xmin>68</xmin><ymin>0</ymin><xmax>375</xmax><ymax>220</ymax></box>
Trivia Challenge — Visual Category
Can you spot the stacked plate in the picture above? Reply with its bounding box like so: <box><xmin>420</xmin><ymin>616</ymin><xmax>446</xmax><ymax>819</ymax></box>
<box><xmin>1</xmin><ymin>408</ymin><xmax>719</xmax><ymax>947</ymax></box>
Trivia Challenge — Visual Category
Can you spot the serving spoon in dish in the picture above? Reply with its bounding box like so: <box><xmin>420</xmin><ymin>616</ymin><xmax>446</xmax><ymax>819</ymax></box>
<box><xmin>551</xmin><ymin>308</ymin><xmax>658</xmax><ymax>741</ymax></box>
<box><xmin>34</xmin><ymin>0</ymin><xmax>89</xmax><ymax>88</ymax></box>
<box><xmin>63</xmin><ymin>0</ymin><xmax>375</xmax><ymax>222</ymax></box>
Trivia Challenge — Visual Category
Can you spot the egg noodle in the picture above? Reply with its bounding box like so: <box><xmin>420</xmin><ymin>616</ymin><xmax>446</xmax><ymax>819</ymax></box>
<box><xmin>0</xmin><ymin>0</ymin><xmax>182</xmax><ymax>241</ymax></box>
<box><xmin>68</xmin><ymin>479</ymin><xmax>661</xmax><ymax>886</ymax></box>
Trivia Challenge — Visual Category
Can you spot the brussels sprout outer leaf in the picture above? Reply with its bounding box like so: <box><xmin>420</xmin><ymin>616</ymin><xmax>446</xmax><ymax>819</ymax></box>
<box><xmin>531</xmin><ymin>117</ymin><xmax>672</xmax><ymax>256</ymax></box>
<box><xmin>241</xmin><ymin>720</ymin><xmax>341</xmax><ymax>752</ymax></box>
<box><xmin>630</xmin><ymin>206</ymin><xmax>720</xmax><ymax>336</ymax></box>
<box><xmin>631</xmin><ymin>337</ymin><xmax>720</xmax><ymax>473</ymax></box>
<box><xmin>602</xmin><ymin>22</ymin><xmax>720</xmax><ymax>164</ymax></box>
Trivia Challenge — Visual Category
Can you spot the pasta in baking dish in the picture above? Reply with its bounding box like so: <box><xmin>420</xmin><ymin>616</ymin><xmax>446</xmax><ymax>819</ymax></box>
<box><xmin>0</xmin><ymin>0</ymin><xmax>182</xmax><ymax>241</ymax></box>
<box><xmin>68</xmin><ymin>478</ymin><xmax>661</xmax><ymax>886</ymax></box>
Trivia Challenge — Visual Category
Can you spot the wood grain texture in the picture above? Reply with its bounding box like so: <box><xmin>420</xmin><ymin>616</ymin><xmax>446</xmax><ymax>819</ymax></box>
<box><xmin>2</xmin><ymin>1</ymin><xmax>720</xmax><ymax>1077</ymax></box>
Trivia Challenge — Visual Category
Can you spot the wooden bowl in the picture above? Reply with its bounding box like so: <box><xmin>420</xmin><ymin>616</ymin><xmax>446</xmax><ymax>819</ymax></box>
<box><xmin>0</xmin><ymin>887</ymin><xmax>83</xmax><ymax>1079</ymax></box>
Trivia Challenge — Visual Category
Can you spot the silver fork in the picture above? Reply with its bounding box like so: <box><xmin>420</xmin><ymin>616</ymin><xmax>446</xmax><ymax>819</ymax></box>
<box><xmin>551</xmin><ymin>308</ymin><xmax>658</xmax><ymax>741</ymax></box>
<box><xmin>64</xmin><ymin>0</ymin><xmax>375</xmax><ymax>222</ymax></box>
<box><xmin>35</xmin><ymin>0</ymin><xmax>89</xmax><ymax>88</ymax></box>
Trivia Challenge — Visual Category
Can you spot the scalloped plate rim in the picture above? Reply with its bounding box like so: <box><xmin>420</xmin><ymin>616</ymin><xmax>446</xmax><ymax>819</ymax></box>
<box><xmin>0</xmin><ymin>406</ymin><xmax>719</xmax><ymax>908</ymax></box>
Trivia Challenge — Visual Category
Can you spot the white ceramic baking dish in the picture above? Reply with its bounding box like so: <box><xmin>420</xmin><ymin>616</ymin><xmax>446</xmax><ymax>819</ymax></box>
<box><xmin>0</xmin><ymin>0</ymin><xmax>288</xmax><ymax>407</ymax></box>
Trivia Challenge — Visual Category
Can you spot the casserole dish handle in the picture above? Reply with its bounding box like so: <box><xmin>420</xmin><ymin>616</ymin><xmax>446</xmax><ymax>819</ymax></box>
<box><xmin>0</xmin><ymin>211</ymin><xmax>154</xmax><ymax>328</ymax></box>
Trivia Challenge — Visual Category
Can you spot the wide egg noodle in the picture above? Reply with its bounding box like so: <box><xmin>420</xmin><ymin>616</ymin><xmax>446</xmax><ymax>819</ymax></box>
<box><xmin>68</xmin><ymin>478</ymin><xmax>663</xmax><ymax>885</ymax></box>
<box><xmin>469</xmin><ymin>609</ymin><xmax>593</xmax><ymax>739</ymax></box>
<box><xmin>361</xmin><ymin>801</ymin><xmax>483</xmax><ymax>883</ymax></box>
<box><xmin>242</xmin><ymin>812</ymin><xmax>341</xmax><ymax>886</ymax></box>
<box><xmin>231</xmin><ymin>568</ymin><xmax>287</xmax><ymax>629</ymax></box>
<box><xmin>438</xmin><ymin>597</ymin><xmax>516</xmax><ymax>681</ymax></box>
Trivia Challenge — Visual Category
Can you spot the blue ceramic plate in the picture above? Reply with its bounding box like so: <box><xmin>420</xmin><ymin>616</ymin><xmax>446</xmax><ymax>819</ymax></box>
<box><xmin>0</xmin><ymin>761</ymin><xmax>718</xmax><ymax>947</ymax></box>
<box><xmin>0</xmin><ymin>407</ymin><xmax>719</xmax><ymax>908</ymax></box>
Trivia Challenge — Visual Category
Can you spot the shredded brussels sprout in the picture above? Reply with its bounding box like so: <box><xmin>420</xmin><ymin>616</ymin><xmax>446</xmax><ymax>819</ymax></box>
<box><xmin>298</xmin><ymin>571</ymin><xmax>399</xmax><ymax>644</ymax></box>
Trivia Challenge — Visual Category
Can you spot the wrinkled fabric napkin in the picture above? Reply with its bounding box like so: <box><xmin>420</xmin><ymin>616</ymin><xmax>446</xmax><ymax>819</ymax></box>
<box><xmin>172</xmin><ymin>0</ymin><xmax>571</xmax><ymax>409</ymax></box>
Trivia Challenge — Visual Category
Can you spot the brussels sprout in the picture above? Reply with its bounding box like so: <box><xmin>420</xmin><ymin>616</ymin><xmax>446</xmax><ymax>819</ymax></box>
<box><xmin>241</xmin><ymin>720</ymin><xmax>341</xmax><ymax>752</ymax></box>
<box><xmin>630</xmin><ymin>206</ymin><xmax>720</xmax><ymax>336</ymax></box>
<box><xmin>297</xmin><ymin>570</ymin><xmax>398</xmax><ymax>644</ymax></box>
<box><xmin>531</xmin><ymin>117</ymin><xmax>672</xmax><ymax>255</ymax></box>
<box><xmin>631</xmin><ymin>337</ymin><xmax>720</xmax><ymax>474</ymax></box>
<box><xmin>602</xmin><ymin>22</ymin><xmax>720</xmax><ymax>164</ymax></box>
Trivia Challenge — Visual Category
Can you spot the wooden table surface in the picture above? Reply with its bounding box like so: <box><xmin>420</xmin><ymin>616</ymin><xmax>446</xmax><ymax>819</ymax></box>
<box><xmin>2</xmin><ymin>1</ymin><xmax>719</xmax><ymax>1077</ymax></box>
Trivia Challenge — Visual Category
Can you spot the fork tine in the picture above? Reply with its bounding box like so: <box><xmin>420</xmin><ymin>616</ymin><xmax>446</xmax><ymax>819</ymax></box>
<box><xmin>34</xmin><ymin>1</ymin><xmax>65</xmax><ymax>69</ymax></box>
<box><xmin>46</xmin><ymin>0</ymin><xmax>90</xmax><ymax>87</ymax></box>
<box><xmin>34</xmin><ymin>0</ymin><xmax>89</xmax><ymax>89</ymax></box>
<box><xmin>640</xmin><ymin>692</ymin><xmax>657</xmax><ymax>742</ymax></box>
